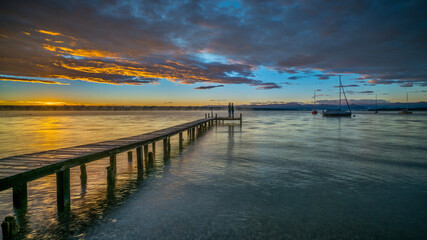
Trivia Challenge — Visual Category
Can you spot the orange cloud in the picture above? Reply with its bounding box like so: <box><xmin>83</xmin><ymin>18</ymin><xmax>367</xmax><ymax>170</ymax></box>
<box><xmin>43</xmin><ymin>44</ymin><xmax>118</xmax><ymax>58</ymax></box>
<box><xmin>0</xmin><ymin>77</ymin><xmax>69</xmax><ymax>85</ymax></box>
<box><xmin>37</xmin><ymin>29</ymin><xmax>63</xmax><ymax>36</ymax></box>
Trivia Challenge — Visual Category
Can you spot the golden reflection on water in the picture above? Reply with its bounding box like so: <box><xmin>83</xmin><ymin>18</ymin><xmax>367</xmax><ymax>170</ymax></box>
<box><xmin>0</xmin><ymin>110</ymin><xmax>207</xmax><ymax>239</ymax></box>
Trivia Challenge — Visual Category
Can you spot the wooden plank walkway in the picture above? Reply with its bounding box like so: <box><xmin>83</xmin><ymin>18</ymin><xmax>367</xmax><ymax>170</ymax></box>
<box><xmin>0</xmin><ymin>118</ymin><xmax>212</xmax><ymax>191</ymax></box>
<box><xmin>0</xmin><ymin>113</ymin><xmax>242</xmax><ymax>230</ymax></box>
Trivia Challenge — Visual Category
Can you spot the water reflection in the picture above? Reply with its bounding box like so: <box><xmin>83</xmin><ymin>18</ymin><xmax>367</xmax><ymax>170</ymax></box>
<box><xmin>0</xmin><ymin>111</ymin><xmax>426</xmax><ymax>239</ymax></box>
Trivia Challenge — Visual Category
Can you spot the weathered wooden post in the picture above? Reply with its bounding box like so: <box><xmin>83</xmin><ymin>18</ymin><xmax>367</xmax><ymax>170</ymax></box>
<box><xmin>127</xmin><ymin>151</ymin><xmax>132</xmax><ymax>163</ymax></box>
<box><xmin>1</xmin><ymin>216</ymin><xmax>19</xmax><ymax>240</ymax></box>
<box><xmin>215</xmin><ymin>113</ymin><xmax>218</xmax><ymax>125</ymax></box>
<box><xmin>148</xmin><ymin>152</ymin><xmax>154</xmax><ymax>168</ymax></box>
<box><xmin>106</xmin><ymin>166</ymin><xmax>115</xmax><ymax>186</ymax></box>
<box><xmin>80</xmin><ymin>164</ymin><xmax>87</xmax><ymax>185</ymax></box>
<box><xmin>136</xmin><ymin>146</ymin><xmax>143</xmax><ymax>173</ymax></box>
<box><xmin>192</xmin><ymin>127</ymin><xmax>195</xmax><ymax>139</ymax></box>
<box><xmin>110</xmin><ymin>154</ymin><xmax>116</xmax><ymax>174</ymax></box>
<box><xmin>167</xmin><ymin>137</ymin><xmax>171</xmax><ymax>155</ymax></box>
<box><xmin>152</xmin><ymin>142</ymin><xmax>156</xmax><ymax>157</ymax></box>
<box><xmin>205</xmin><ymin>113</ymin><xmax>207</xmax><ymax>118</ymax></box>
<box><xmin>56</xmin><ymin>168</ymin><xmax>71</xmax><ymax>213</ymax></box>
<box><xmin>143</xmin><ymin>145</ymin><xmax>149</xmax><ymax>166</ymax></box>
<box><xmin>240</xmin><ymin>113</ymin><xmax>242</xmax><ymax>125</ymax></box>
<box><xmin>12</xmin><ymin>183</ymin><xmax>27</xmax><ymax>211</ymax></box>
<box><xmin>163</xmin><ymin>138</ymin><xmax>168</xmax><ymax>160</ymax></box>
<box><xmin>179</xmin><ymin>132</ymin><xmax>183</xmax><ymax>149</ymax></box>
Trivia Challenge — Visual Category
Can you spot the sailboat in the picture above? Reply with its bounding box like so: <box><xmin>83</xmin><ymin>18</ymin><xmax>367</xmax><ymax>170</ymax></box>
<box><xmin>398</xmin><ymin>92</ymin><xmax>412</xmax><ymax>114</ymax></box>
<box><xmin>312</xmin><ymin>90</ymin><xmax>318</xmax><ymax>114</ymax></box>
<box><xmin>323</xmin><ymin>75</ymin><xmax>352</xmax><ymax>117</ymax></box>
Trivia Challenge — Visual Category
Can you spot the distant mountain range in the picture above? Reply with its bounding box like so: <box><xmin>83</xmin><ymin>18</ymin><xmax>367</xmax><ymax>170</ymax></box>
<box><xmin>0</xmin><ymin>101</ymin><xmax>426</xmax><ymax>111</ymax></box>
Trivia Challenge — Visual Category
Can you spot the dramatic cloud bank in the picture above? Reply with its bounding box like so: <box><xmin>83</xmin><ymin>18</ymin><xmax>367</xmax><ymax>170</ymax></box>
<box><xmin>1</xmin><ymin>0</ymin><xmax>426</xmax><ymax>89</ymax></box>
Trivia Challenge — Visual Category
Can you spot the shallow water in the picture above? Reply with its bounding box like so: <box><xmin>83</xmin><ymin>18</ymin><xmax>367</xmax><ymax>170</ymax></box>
<box><xmin>0</xmin><ymin>111</ymin><xmax>426</xmax><ymax>239</ymax></box>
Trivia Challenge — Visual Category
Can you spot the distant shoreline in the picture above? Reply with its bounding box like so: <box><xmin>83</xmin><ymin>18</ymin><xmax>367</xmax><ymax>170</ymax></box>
<box><xmin>0</xmin><ymin>105</ymin><xmax>426</xmax><ymax>111</ymax></box>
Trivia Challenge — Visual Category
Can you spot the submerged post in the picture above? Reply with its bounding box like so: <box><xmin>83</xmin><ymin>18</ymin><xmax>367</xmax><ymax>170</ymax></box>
<box><xmin>127</xmin><ymin>151</ymin><xmax>132</xmax><ymax>163</ymax></box>
<box><xmin>12</xmin><ymin>183</ymin><xmax>27</xmax><ymax>211</ymax></box>
<box><xmin>80</xmin><ymin>164</ymin><xmax>87</xmax><ymax>185</ymax></box>
<box><xmin>56</xmin><ymin>168</ymin><xmax>71</xmax><ymax>213</ymax></box>
<box><xmin>1</xmin><ymin>216</ymin><xmax>19</xmax><ymax>240</ymax></box>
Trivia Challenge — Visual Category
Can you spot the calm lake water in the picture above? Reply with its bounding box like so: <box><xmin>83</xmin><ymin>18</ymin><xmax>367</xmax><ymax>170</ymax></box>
<box><xmin>0</xmin><ymin>110</ymin><xmax>426</xmax><ymax>239</ymax></box>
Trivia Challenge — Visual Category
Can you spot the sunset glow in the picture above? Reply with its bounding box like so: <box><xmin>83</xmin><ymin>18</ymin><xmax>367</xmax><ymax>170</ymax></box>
<box><xmin>0</xmin><ymin>1</ymin><xmax>426</xmax><ymax>106</ymax></box>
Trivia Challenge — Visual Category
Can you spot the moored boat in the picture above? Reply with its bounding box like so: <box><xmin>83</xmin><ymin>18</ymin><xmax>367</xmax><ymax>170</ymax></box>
<box><xmin>323</xmin><ymin>75</ymin><xmax>352</xmax><ymax>117</ymax></box>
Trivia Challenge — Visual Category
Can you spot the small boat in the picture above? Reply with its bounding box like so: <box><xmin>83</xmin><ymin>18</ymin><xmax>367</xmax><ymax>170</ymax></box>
<box><xmin>398</xmin><ymin>92</ymin><xmax>412</xmax><ymax>114</ymax></box>
<box><xmin>323</xmin><ymin>75</ymin><xmax>352</xmax><ymax>117</ymax></box>
<box><xmin>312</xmin><ymin>90</ymin><xmax>318</xmax><ymax>115</ymax></box>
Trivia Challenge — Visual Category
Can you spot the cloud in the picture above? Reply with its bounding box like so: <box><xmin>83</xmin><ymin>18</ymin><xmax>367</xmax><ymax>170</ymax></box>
<box><xmin>194</xmin><ymin>85</ymin><xmax>224</xmax><ymax>90</ymax></box>
<box><xmin>358</xmin><ymin>91</ymin><xmax>374</xmax><ymax>94</ymax></box>
<box><xmin>0</xmin><ymin>0</ymin><xmax>426</xmax><ymax>89</ymax></box>
<box><xmin>0</xmin><ymin>75</ymin><xmax>69</xmax><ymax>85</ymax></box>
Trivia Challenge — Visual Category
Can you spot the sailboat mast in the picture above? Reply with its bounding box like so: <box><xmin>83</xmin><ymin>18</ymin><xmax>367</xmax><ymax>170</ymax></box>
<box><xmin>339</xmin><ymin>75</ymin><xmax>342</xmax><ymax>111</ymax></box>
<box><xmin>313</xmin><ymin>90</ymin><xmax>316</xmax><ymax>108</ymax></box>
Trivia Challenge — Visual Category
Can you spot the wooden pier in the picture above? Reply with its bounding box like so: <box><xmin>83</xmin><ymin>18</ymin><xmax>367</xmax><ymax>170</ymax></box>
<box><xmin>0</xmin><ymin>113</ymin><xmax>242</xmax><ymax>218</ymax></box>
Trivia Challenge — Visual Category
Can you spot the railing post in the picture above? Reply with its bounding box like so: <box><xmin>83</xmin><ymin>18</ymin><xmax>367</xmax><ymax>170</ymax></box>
<box><xmin>13</xmin><ymin>183</ymin><xmax>27</xmax><ymax>211</ymax></box>
<box><xmin>56</xmin><ymin>168</ymin><xmax>71</xmax><ymax>213</ymax></box>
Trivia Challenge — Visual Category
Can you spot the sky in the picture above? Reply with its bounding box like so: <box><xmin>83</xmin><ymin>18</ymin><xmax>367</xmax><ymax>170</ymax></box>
<box><xmin>0</xmin><ymin>0</ymin><xmax>426</xmax><ymax>106</ymax></box>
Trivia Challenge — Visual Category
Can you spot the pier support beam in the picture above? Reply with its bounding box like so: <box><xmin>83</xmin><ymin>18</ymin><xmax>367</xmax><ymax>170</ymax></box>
<box><xmin>163</xmin><ymin>138</ymin><xmax>168</xmax><ymax>160</ymax></box>
<box><xmin>179</xmin><ymin>132</ymin><xmax>183</xmax><ymax>149</ymax></box>
<box><xmin>127</xmin><ymin>151</ymin><xmax>132</xmax><ymax>163</ymax></box>
<box><xmin>152</xmin><ymin>142</ymin><xmax>156</xmax><ymax>157</ymax></box>
<box><xmin>80</xmin><ymin>164</ymin><xmax>87</xmax><ymax>185</ymax></box>
<box><xmin>109</xmin><ymin>154</ymin><xmax>116</xmax><ymax>174</ymax></box>
<box><xmin>144</xmin><ymin>145</ymin><xmax>149</xmax><ymax>166</ymax></box>
<box><xmin>136</xmin><ymin>146</ymin><xmax>143</xmax><ymax>173</ymax></box>
<box><xmin>13</xmin><ymin>183</ymin><xmax>27</xmax><ymax>211</ymax></box>
<box><xmin>56</xmin><ymin>168</ymin><xmax>70</xmax><ymax>213</ymax></box>
<box><xmin>106</xmin><ymin>166</ymin><xmax>116</xmax><ymax>187</ymax></box>
<box><xmin>148</xmin><ymin>152</ymin><xmax>154</xmax><ymax>168</ymax></box>
<box><xmin>240</xmin><ymin>113</ymin><xmax>242</xmax><ymax>125</ymax></box>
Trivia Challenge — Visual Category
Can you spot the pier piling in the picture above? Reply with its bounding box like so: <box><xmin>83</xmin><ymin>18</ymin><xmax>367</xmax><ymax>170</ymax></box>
<box><xmin>56</xmin><ymin>168</ymin><xmax>70</xmax><ymax>213</ymax></box>
<box><xmin>80</xmin><ymin>164</ymin><xmax>87</xmax><ymax>185</ymax></box>
<box><xmin>127</xmin><ymin>151</ymin><xmax>132</xmax><ymax>163</ymax></box>
<box><xmin>136</xmin><ymin>146</ymin><xmax>143</xmax><ymax>173</ymax></box>
<box><xmin>12</xmin><ymin>183</ymin><xmax>27</xmax><ymax>211</ymax></box>
<box><xmin>1</xmin><ymin>216</ymin><xmax>19</xmax><ymax>240</ymax></box>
